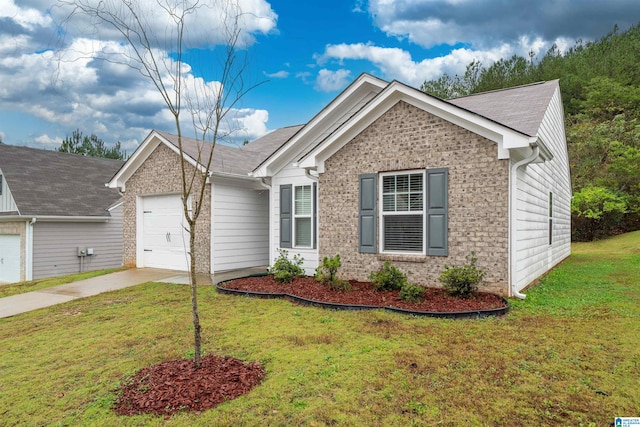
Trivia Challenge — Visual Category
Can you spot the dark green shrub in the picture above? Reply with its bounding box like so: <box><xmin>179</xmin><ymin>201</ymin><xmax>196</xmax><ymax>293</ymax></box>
<box><xmin>399</xmin><ymin>283</ymin><xmax>425</xmax><ymax>302</ymax></box>
<box><xmin>438</xmin><ymin>253</ymin><xmax>485</xmax><ymax>298</ymax></box>
<box><xmin>368</xmin><ymin>261</ymin><xmax>407</xmax><ymax>291</ymax></box>
<box><xmin>571</xmin><ymin>186</ymin><xmax>628</xmax><ymax>241</ymax></box>
<box><xmin>269</xmin><ymin>249</ymin><xmax>305</xmax><ymax>283</ymax></box>
<box><xmin>315</xmin><ymin>254</ymin><xmax>351</xmax><ymax>291</ymax></box>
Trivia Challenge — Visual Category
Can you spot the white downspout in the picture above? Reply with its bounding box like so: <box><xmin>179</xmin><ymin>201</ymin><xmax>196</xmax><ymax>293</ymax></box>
<box><xmin>26</xmin><ymin>217</ymin><xmax>36</xmax><ymax>281</ymax></box>
<box><xmin>509</xmin><ymin>144</ymin><xmax>539</xmax><ymax>299</ymax></box>
<box><xmin>259</xmin><ymin>178</ymin><xmax>274</xmax><ymax>268</ymax></box>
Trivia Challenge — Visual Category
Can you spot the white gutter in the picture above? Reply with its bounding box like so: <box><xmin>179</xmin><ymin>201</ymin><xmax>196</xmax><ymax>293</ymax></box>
<box><xmin>304</xmin><ymin>168</ymin><xmax>319</xmax><ymax>181</ymax></box>
<box><xmin>0</xmin><ymin>215</ymin><xmax>112</xmax><ymax>223</ymax></box>
<box><xmin>509</xmin><ymin>143</ymin><xmax>540</xmax><ymax>299</ymax></box>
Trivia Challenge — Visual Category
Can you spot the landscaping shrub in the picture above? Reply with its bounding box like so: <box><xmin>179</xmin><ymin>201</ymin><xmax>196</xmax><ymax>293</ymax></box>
<box><xmin>369</xmin><ymin>261</ymin><xmax>407</xmax><ymax>291</ymax></box>
<box><xmin>398</xmin><ymin>283</ymin><xmax>425</xmax><ymax>302</ymax></box>
<box><xmin>438</xmin><ymin>253</ymin><xmax>485</xmax><ymax>298</ymax></box>
<box><xmin>315</xmin><ymin>254</ymin><xmax>351</xmax><ymax>291</ymax></box>
<box><xmin>269</xmin><ymin>249</ymin><xmax>305</xmax><ymax>283</ymax></box>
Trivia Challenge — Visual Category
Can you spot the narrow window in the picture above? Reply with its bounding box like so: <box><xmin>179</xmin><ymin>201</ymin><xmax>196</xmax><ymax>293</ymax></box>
<box><xmin>548</xmin><ymin>192</ymin><xmax>553</xmax><ymax>245</ymax></box>
<box><xmin>0</xmin><ymin>174</ymin><xmax>3</xmax><ymax>195</ymax></box>
<box><xmin>294</xmin><ymin>185</ymin><xmax>312</xmax><ymax>247</ymax></box>
<box><xmin>380</xmin><ymin>172</ymin><xmax>424</xmax><ymax>253</ymax></box>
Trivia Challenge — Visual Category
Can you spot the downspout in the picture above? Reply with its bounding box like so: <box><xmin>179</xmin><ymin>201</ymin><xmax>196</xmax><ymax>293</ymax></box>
<box><xmin>259</xmin><ymin>178</ymin><xmax>274</xmax><ymax>269</ymax></box>
<box><xmin>509</xmin><ymin>144</ymin><xmax>540</xmax><ymax>299</ymax></box>
<box><xmin>304</xmin><ymin>168</ymin><xmax>319</xmax><ymax>182</ymax></box>
<box><xmin>26</xmin><ymin>217</ymin><xmax>36</xmax><ymax>281</ymax></box>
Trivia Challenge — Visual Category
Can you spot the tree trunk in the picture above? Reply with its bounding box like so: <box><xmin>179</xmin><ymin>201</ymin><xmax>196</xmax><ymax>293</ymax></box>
<box><xmin>189</xmin><ymin>221</ymin><xmax>202</xmax><ymax>368</ymax></box>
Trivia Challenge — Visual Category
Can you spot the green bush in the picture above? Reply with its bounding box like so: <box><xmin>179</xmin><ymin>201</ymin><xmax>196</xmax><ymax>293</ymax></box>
<box><xmin>438</xmin><ymin>253</ymin><xmax>485</xmax><ymax>298</ymax></box>
<box><xmin>398</xmin><ymin>283</ymin><xmax>425</xmax><ymax>302</ymax></box>
<box><xmin>315</xmin><ymin>254</ymin><xmax>351</xmax><ymax>291</ymax></box>
<box><xmin>369</xmin><ymin>261</ymin><xmax>407</xmax><ymax>291</ymax></box>
<box><xmin>269</xmin><ymin>249</ymin><xmax>305</xmax><ymax>283</ymax></box>
<box><xmin>571</xmin><ymin>186</ymin><xmax>628</xmax><ymax>241</ymax></box>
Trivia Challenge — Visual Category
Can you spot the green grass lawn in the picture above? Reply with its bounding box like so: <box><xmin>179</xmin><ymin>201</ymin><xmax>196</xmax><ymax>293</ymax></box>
<box><xmin>1</xmin><ymin>233</ymin><xmax>639</xmax><ymax>426</ymax></box>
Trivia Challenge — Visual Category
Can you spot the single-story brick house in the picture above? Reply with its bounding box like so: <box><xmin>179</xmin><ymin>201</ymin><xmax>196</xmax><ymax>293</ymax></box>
<box><xmin>0</xmin><ymin>145</ymin><xmax>124</xmax><ymax>283</ymax></box>
<box><xmin>109</xmin><ymin>73</ymin><xmax>571</xmax><ymax>297</ymax></box>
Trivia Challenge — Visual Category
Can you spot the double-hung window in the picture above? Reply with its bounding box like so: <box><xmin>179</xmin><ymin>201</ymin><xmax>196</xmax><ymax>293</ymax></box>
<box><xmin>294</xmin><ymin>185</ymin><xmax>312</xmax><ymax>247</ymax></box>
<box><xmin>381</xmin><ymin>171</ymin><xmax>425</xmax><ymax>253</ymax></box>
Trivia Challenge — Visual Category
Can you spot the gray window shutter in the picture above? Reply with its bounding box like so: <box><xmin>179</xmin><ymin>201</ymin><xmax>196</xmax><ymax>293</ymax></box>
<box><xmin>313</xmin><ymin>182</ymin><xmax>317</xmax><ymax>249</ymax></box>
<box><xmin>426</xmin><ymin>168</ymin><xmax>448</xmax><ymax>256</ymax></box>
<box><xmin>359</xmin><ymin>173</ymin><xmax>377</xmax><ymax>253</ymax></box>
<box><xmin>280</xmin><ymin>184</ymin><xmax>292</xmax><ymax>248</ymax></box>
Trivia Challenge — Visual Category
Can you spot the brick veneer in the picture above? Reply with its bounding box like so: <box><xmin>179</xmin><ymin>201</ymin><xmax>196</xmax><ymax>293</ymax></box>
<box><xmin>319</xmin><ymin>101</ymin><xmax>510</xmax><ymax>295</ymax></box>
<box><xmin>123</xmin><ymin>143</ymin><xmax>211</xmax><ymax>273</ymax></box>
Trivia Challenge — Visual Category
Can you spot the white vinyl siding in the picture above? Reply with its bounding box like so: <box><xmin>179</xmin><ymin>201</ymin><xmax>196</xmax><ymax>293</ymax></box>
<box><xmin>294</xmin><ymin>185</ymin><xmax>312</xmax><ymax>247</ymax></box>
<box><xmin>271</xmin><ymin>164</ymin><xmax>318</xmax><ymax>275</ymax></box>
<box><xmin>380</xmin><ymin>171</ymin><xmax>424</xmax><ymax>254</ymax></box>
<box><xmin>212</xmin><ymin>182</ymin><xmax>269</xmax><ymax>272</ymax></box>
<box><xmin>513</xmin><ymin>88</ymin><xmax>571</xmax><ymax>291</ymax></box>
<box><xmin>0</xmin><ymin>168</ymin><xmax>18</xmax><ymax>213</ymax></box>
<box><xmin>31</xmin><ymin>205</ymin><xmax>123</xmax><ymax>279</ymax></box>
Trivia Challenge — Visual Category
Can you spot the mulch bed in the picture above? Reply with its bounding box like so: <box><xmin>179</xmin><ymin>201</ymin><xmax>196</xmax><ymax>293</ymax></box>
<box><xmin>220</xmin><ymin>275</ymin><xmax>507</xmax><ymax>313</ymax></box>
<box><xmin>113</xmin><ymin>355</ymin><xmax>265</xmax><ymax>417</ymax></box>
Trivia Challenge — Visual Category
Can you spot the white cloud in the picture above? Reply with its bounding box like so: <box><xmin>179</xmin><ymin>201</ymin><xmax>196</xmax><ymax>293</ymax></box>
<box><xmin>316</xmin><ymin>43</ymin><xmax>513</xmax><ymax>87</ymax></box>
<box><xmin>315</xmin><ymin>69</ymin><xmax>352</xmax><ymax>92</ymax></box>
<box><xmin>34</xmin><ymin>134</ymin><xmax>62</xmax><ymax>147</ymax></box>
<box><xmin>232</xmin><ymin>109</ymin><xmax>270</xmax><ymax>140</ymax></box>
<box><xmin>0</xmin><ymin>0</ymin><xmax>277</xmax><ymax>148</ymax></box>
<box><xmin>265</xmin><ymin>70</ymin><xmax>289</xmax><ymax>78</ymax></box>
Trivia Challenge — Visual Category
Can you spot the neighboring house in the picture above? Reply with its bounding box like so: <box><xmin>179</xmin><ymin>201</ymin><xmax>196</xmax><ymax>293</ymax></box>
<box><xmin>109</xmin><ymin>73</ymin><xmax>571</xmax><ymax>297</ymax></box>
<box><xmin>0</xmin><ymin>145</ymin><xmax>124</xmax><ymax>283</ymax></box>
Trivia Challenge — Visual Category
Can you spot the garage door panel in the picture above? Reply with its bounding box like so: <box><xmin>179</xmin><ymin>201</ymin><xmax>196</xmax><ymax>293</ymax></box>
<box><xmin>141</xmin><ymin>195</ymin><xmax>189</xmax><ymax>271</ymax></box>
<box><xmin>0</xmin><ymin>234</ymin><xmax>21</xmax><ymax>283</ymax></box>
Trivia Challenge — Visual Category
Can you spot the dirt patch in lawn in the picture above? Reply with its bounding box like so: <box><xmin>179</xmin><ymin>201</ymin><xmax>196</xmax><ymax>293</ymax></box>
<box><xmin>220</xmin><ymin>275</ymin><xmax>506</xmax><ymax>313</ymax></box>
<box><xmin>114</xmin><ymin>355</ymin><xmax>265</xmax><ymax>417</ymax></box>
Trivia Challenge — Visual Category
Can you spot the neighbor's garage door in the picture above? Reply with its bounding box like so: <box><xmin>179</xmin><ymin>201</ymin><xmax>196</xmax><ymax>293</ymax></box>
<box><xmin>141</xmin><ymin>194</ymin><xmax>189</xmax><ymax>271</ymax></box>
<box><xmin>0</xmin><ymin>234</ymin><xmax>21</xmax><ymax>283</ymax></box>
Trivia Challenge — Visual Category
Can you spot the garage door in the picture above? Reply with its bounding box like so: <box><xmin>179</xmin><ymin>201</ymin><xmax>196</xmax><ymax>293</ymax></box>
<box><xmin>0</xmin><ymin>234</ymin><xmax>21</xmax><ymax>283</ymax></box>
<box><xmin>141</xmin><ymin>194</ymin><xmax>189</xmax><ymax>271</ymax></box>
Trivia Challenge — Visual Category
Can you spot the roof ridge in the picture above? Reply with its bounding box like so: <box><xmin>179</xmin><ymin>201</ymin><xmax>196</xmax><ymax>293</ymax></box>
<box><xmin>448</xmin><ymin>80</ymin><xmax>554</xmax><ymax>100</ymax></box>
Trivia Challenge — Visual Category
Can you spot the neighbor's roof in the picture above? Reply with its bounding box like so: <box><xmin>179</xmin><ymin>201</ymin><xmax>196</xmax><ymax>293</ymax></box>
<box><xmin>447</xmin><ymin>80</ymin><xmax>559</xmax><ymax>137</ymax></box>
<box><xmin>155</xmin><ymin>125</ymin><xmax>304</xmax><ymax>176</ymax></box>
<box><xmin>0</xmin><ymin>144</ymin><xmax>124</xmax><ymax>217</ymax></box>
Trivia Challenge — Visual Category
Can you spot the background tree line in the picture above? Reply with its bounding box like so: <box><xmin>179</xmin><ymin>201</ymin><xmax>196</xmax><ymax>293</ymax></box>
<box><xmin>421</xmin><ymin>23</ymin><xmax>640</xmax><ymax>241</ymax></box>
<box><xmin>57</xmin><ymin>129</ymin><xmax>127</xmax><ymax>160</ymax></box>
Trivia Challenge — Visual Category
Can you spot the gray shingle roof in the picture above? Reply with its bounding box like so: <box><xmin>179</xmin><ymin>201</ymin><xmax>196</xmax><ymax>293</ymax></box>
<box><xmin>0</xmin><ymin>144</ymin><xmax>124</xmax><ymax>217</ymax></box>
<box><xmin>447</xmin><ymin>80</ymin><xmax>559</xmax><ymax>137</ymax></box>
<box><xmin>155</xmin><ymin>125</ymin><xmax>304</xmax><ymax>176</ymax></box>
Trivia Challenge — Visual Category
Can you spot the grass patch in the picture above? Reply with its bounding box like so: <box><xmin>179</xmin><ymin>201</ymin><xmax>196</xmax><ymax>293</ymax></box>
<box><xmin>0</xmin><ymin>268</ymin><xmax>126</xmax><ymax>298</ymax></box>
<box><xmin>1</xmin><ymin>233</ymin><xmax>639</xmax><ymax>425</ymax></box>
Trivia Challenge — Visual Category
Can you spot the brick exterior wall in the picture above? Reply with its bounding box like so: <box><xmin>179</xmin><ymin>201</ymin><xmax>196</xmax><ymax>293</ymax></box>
<box><xmin>319</xmin><ymin>101</ymin><xmax>510</xmax><ymax>295</ymax></box>
<box><xmin>123</xmin><ymin>143</ymin><xmax>211</xmax><ymax>273</ymax></box>
<box><xmin>0</xmin><ymin>221</ymin><xmax>27</xmax><ymax>281</ymax></box>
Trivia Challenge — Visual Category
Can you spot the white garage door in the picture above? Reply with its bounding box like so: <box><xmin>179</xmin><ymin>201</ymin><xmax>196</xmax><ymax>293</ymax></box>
<box><xmin>0</xmin><ymin>234</ymin><xmax>21</xmax><ymax>283</ymax></box>
<box><xmin>141</xmin><ymin>194</ymin><xmax>189</xmax><ymax>271</ymax></box>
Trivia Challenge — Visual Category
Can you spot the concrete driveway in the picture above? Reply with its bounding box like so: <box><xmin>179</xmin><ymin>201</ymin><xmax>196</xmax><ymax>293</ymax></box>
<box><xmin>0</xmin><ymin>267</ymin><xmax>266</xmax><ymax>319</ymax></box>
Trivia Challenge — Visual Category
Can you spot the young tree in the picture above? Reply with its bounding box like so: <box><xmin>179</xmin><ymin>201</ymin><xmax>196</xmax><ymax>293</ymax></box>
<box><xmin>61</xmin><ymin>0</ymin><xmax>264</xmax><ymax>368</ymax></box>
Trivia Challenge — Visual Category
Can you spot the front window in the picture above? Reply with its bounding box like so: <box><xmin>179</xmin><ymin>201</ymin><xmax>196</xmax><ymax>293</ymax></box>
<box><xmin>294</xmin><ymin>185</ymin><xmax>312</xmax><ymax>247</ymax></box>
<box><xmin>381</xmin><ymin>172</ymin><xmax>424</xmax><ymax>253</ymax></box>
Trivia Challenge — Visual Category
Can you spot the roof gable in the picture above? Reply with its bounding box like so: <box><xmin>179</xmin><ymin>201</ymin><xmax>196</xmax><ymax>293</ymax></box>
<box><xmin>298</xmin><ymin>79</ymin><xmax>550</xmax><ymax>172</ymax></box>
<box><xmin>0</xmin><ymin>144</ymin><xmax>124</xmax><ymax>217</ymax></box>
<box><xmin>251</xmin><ymin>73</ymin><xmax>388</xmax><ymax>177</ymax></box>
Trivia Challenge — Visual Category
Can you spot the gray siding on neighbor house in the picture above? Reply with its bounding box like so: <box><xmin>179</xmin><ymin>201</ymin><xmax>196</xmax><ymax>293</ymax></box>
<box><xmin>0</xmin><ymin>167</ymin><xmax>18</xmax><ymax>213</ymax></box>
<box><xmin>32</xmin><ymin>204</ymin><xmax>123</xmax><ymax>279</ymax></box>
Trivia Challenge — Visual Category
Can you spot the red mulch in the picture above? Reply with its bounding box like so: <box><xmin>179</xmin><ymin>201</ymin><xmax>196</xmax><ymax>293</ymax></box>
<box><xmin>221</xmin><ymin>275</ymin><xmax>506</xmax><ymax>313</ymax></box>
<box><xmin>113</xmin><ymin>355</ymin><xmax>265</xmax><ymax>417</ymax></box>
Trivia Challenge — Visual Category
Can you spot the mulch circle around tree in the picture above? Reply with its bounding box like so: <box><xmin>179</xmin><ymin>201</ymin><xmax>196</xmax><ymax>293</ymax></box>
<box><xmin>113</xmin><ymin>355</ymin><xmax>265</xmax><ymax>417</ymax></box>
<box><xmin>219</xmin><ymin>275</ymin><xmax>508</xmax><ymax>315</ymax></box>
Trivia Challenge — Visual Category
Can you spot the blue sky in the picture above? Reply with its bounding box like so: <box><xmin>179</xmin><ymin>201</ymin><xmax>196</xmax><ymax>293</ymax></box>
<box><xmin>1</xmin><ymin>1</ymin><xmax>639</xmax><ymax>151</ymax></box>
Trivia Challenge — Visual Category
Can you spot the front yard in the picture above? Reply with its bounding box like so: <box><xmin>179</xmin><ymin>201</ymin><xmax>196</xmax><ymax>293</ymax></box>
<box><xmin>1</xmin><ymin>232</ymin><xmax>639</xmax><ymax>426</ymax></box>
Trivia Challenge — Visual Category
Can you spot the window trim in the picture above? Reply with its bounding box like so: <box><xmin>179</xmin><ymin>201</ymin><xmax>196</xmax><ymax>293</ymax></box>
<box><xmin>293</xmin><ymin>184</ymin><xmax>313</xmax><ymax>248</ymax></box>
<box><xmin>379</xmin><ymin>170</ymin><xmax>426</xmax><ymax>255</ymax></box>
